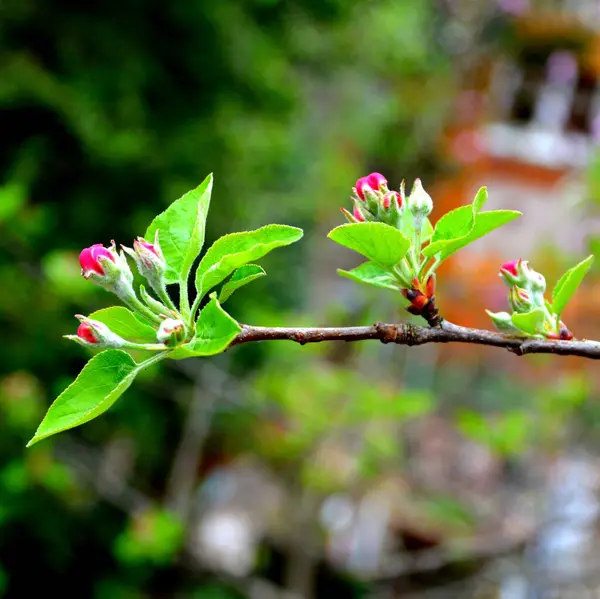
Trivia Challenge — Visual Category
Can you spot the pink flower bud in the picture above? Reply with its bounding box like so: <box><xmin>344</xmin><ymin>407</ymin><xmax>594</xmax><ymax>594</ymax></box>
<box><xmin>355</xmin><ymin>172</ymin><xmax>388</xmax><ymax>200</ymax></box>
<box><xmin>136</xmin><ymin>239</ymin><xmax>159</xmax><ymax>256</ymax></box>
<box><xmin>132</xmin><ymin>236</ymin><xmax>164</xmax><ymax>270</ymax></box>
<box><xmin>79</xmin><ymin>244</ymin><xmax>115</xmax><ymax>278</ymax></box>
<box><xmin>68</xmin><ymin>315</ymin><xmax>127</xmax><ymax>348</ymax></box>
<box><xmin>77</xmin><ymin>322</ymin><xmax>98</xmax><ymax>344</ymax></box>
<box><xmin>382</xmin><ymin>191</ymin><xmax>402</xmax><ymax>209</ymax></box>
<box><xmin>500</xmin><ymin>260</ymin><xmax>520</xmax><ymax>278</ymax></box>
<box><xmin>353</xmin><ymin>205</ymin><xmax>365</xmax><ymax>222</ymax></box>
<box><xmin>122</xmin><ymin>231</ymin><xmax>166</xmax><ymax>294</ymax></box>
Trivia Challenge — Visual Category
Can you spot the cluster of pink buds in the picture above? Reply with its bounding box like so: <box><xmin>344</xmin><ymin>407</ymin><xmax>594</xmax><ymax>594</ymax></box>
<box><xmin>343</xmin><ymin>172</ymin><xmax>404</xmax><ymax>228</ymax></box>
<box><xmin>343</xmin><ymin>173</ymin><xmax>434</xmax><ymax>233</ymax></box>
<box><xmin>488</xmin><ymin>259</ymin><xmax>573</xmax><ymax>340</ymax></box>
<box><xmin>74</xmin><ymin>232</ymin><xmax>187</xmax><ymax>350</ymax></box>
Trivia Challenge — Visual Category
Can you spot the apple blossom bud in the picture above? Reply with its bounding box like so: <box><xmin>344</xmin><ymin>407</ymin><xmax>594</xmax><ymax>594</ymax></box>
<box><xmin>157</xmin><ymin>318</ymin><xmax>186</xmax><ymax>347</ymax></box>
<box><xmin>353</xmin><ymin>204</ymin><xmax>366</xmax><ymax>222</ymax></box>
<box><xmin>407</xmin><ymin>179</ymin><xmax>433</xmax><ymax>228</ymax></box>
<box><xmin>529</xmin><ymin>271</ymin><xmax>546</xmax><ymax>293</ymax></box>
<box><xmin>499</xmin><ymin>259</ymin><xmax>527</xmax><ymax>286</ymax></box>
<box><xmin>77</xmin><ymin>322</ymin><xmax>98</xmax><ymax>344</ymax></box>
<box><xmin>382</xmin><ymin>191</ymin><xmax>402</xmax><ymax>210</ymax></box>
<box><xmin>79</xmin><ymin>244</ymin><xmax>116</xmax><ymax>279</ymax></box>
<box><xmin>78</xmin><ymin>241</ymin><xmax>136</xmax><ymax>303</ymax></box>
<box><xmin>355</xmin><ymin>173</ymin><xmax>388</xmax><ymax>200</ymax></box>
<box><xmin>509</xmin><ymin>286</ymin><xmax>532</xmax><ymax>313</ymax></box>
<box><xmin>122</xmin><ymin>230</ymin><xmax>166</xmax><ymax>296</ymax></box>
<box><xmin>66</xmin><ymin>315</ymin><xmax>128</xmax><ymax>348</ymax></box>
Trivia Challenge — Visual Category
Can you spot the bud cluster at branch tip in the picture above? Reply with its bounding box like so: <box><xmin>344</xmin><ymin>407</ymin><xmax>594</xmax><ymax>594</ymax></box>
<box><xmin>343</xmin><ymin>172</ymin><xmax>404</xmax><ymax>228</ymax></box>
<box><xmin>488</xmin><ymin>259</ymin><xmax>573</xmax><ymax>340</ymax></box>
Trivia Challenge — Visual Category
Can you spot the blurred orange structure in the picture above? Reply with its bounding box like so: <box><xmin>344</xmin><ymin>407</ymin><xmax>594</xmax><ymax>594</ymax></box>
<box><xmin>431</xmin><ymin>7</ymin><xmax>600</xmax><ymax>342</ymax></box>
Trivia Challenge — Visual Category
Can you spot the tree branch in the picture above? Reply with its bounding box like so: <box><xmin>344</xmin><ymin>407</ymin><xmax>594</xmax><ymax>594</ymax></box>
<box><xmin>231</xmin><ymin>321</ymin><xmax>600</xmax><ymax>359</ymax></box>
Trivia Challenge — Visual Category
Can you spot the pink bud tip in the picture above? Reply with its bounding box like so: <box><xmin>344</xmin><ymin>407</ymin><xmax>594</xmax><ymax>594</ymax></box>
<box><xmin>79</xmin><ymin>244</ymin><xmax>115</xmax><ymax>277</ymax></box>
<box><xmin>500</xmin><ymin>259</ymin><xmax>520</xmax><ymax>277</ymax></box>
<box><xmin>353</xmin><ymin>205</ymin><xmax>365</xmax><ymax>222</ymax></box>
<box><xmin>77</xmin><ymin>322</ymin><xmax>98</xmax><ymax>344</ymax></box>
<box><xmin>135</xmin><ymin>238</ymin><xmax>159</xmax><ymax>256</ymax></box>
<box><xmin>382</xmin><ymin>191</ymin><xmax>401</xmax><ymax>209</ymax></box>
<box><xmin>355</xmin><ymin>172</ymin><xmax>388</xmax><ymax>200</ymax></box>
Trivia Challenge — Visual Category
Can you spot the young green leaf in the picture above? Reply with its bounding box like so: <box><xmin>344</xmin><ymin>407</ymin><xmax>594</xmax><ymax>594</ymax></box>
<box><xmin>27</xmin><ymin>350</ymin><xmax>139</xmax><ymax>447</ymax></box>
<box><xmin>511</xmin><ymin>308</ymin><xmax>546</xmax><ymax>336</ymax></box>
<box><xmin>328</xmin><ymin>222</ymin><xmax>410</xmax><ymax>267</ymax></box>
<box><xmin>423</xmin><ymin>210</ymin><xmax>521</xmax><ymax>261</ymax></box>
<box><xmin>552</xmin><ymin>255</ymin><xmax>594</xmax><ymax>317</ymax></box>
<box><xmin>145</xmin><ymin>174</ymin><xmax>213</xmax><ymax>284</ymax></box>
<box><xmin>169</xmin><ymin>295</ymin><xmax>241</xmax><ymax>359</ymax></box>
<box><xmin>89</xmin><ymin>306</ymin><xmax>158</xmax><ymax>344</ymax></box>
<box><xmin>425</xmin><ymin>205</ymin><xmax>474</xmax><ymax>249</ymax></box>
<box><xmin>219</xmin><ymin>264</ymin><xmax>266</xmax><ymax>303</ymax></box>
<box><xmin>485</xmin><ymin>310</ymin><xmax>520</xmax><ymax>333</ymax></box>
<box><xmin>195</xmin><ymin>225</ymin><xmax>303</xmax><ymax>300</ymax></box>
<box><xmin>337</xmin><ymin>261</ymin><xmax>400</xmax><ymax>291</ymax></box>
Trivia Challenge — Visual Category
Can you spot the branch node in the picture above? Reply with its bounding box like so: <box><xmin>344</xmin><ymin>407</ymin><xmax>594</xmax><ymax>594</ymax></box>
<box><xmin>375</xmin><ymin>322</ymin><xmax>399</xmax><ymax>344</ymax></box>
<box><xmin>294</xmin><ymin>332</ymin><xmax>307</xmax><ymax>345</ymax></box>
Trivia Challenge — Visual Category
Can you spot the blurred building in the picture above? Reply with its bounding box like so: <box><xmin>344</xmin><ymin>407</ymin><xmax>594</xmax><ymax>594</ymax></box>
<box><xmin>433</xmin><ymin>2</ymin><xmax>600</xmax><ymax>329</ymax></box>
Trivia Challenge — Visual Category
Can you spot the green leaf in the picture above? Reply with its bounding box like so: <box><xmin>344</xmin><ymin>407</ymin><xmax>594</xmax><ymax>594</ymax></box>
<box><xmin>145</xmin><ymin>174</ymin><xmax>213</xmax><ymax>284</ymax></box>
<box><xmin>485</xmin><ymin>310</ymin><xmax>520</xmax><ymax>333</ymax></box>
<box><xmin>424</xmin><ymin>211</ymin><xmax>521</xmax><ymax>260</ymax></box>
<box><xmin>552</xmin><ymin>255</ymin><xmax>594</xmax><ymax>317</ymax></box>
<box><xmin>328</xmin><ymin>222</ymin><xmax>410</xmax><ymax>267</ymax></box>
<box><xmin>472</xmin><ymin>186</ymin><xmax>488</xmax><ymax>212</ymax></box>
<box><xmin>423</xmin><ymin>186</ymin><xmax>520</xmax><ymax>262</ymax></box>
<box><xmin>218</xmin><ymin>264</ymin><xmax>266</xmax><ymax>303</ymax></box>
<box><xmin>337</xmin><ymin>261</ymin><xmax>400</xmax><ymax>291</ymax></box>
<box><xmin>511</xmin><ymin>308</ymin><xmax>546</xmax><ymax>336</ymax></box>
<box><xmin>426</xmin><ymin>205</ymin><xmax>474</xmax><ymax>248</ymax></box>
<box><xmin>89</xmin><ymin>307</ymin><xmax>158</xmax><ymax>343</ymax></box>
<box><xmin>195</xmin><ymin>225</ymin><xmax>303</xmax><ymax>300</ymax></box>
<box><xmin>169</xmin><ymin>296</ymin><xmax>241</xmax><ymax>359</ymax></box>
<box><xmin>27</xmin><ymin>350</ymin><xmax>138</xmax><ymax>447</ymax></box>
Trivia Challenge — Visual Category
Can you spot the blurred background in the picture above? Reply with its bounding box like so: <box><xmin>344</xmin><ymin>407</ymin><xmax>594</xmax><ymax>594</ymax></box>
<box><xmin>2</xmin><ymin>0</ymin><xmax>600</xmax><ymax>597</ymax></box>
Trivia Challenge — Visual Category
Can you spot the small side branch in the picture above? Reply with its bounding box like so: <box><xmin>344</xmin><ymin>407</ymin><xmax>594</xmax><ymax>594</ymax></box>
<box><xmin>231</xmin><ymin>321</ymin><xmax>600</xmax><ymax>359</ymax></box>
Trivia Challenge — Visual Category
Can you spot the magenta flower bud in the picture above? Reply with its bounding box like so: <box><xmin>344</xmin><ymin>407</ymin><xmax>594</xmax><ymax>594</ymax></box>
<box><xmin>501</xmin><ymin>260</ymin><xmax>519</xmax><ymax>278</ymax></box>
<box><xmin>157</xmin><ymin>318</ymin><xmax>186</xmax><ymax>347</ymax></box>
<box><xmin>66</xmin><ymin>315</ymin><xmax>127</xmax><ymax>349</ymax></box>
<box><xmin>382</xmin><ymin>191</ymin><xmax>402</xmax><ymax>209</ymax></box>
<box><xmin>78</xmin><ymin>241</ymin><xmax>138</xmax><ymax>308</ymax></box>
<box><xmin>79</xmin><ymin>244</ymin><xmax>116</xmax><ymax>278</ymax></box>
<box><xmin>499</xmin><ymin>258</ymin><xmax>527</xmax><ymax>286</ymax></box>
<box><xmin>355</xmin><ymin>172</ymin><xmax>388</xmax><ymax>200</ymax></box>
<box><xmin>77</xmin><ymin>322</ymin><xmax>98</xmax><ymax>344</ymax></box>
